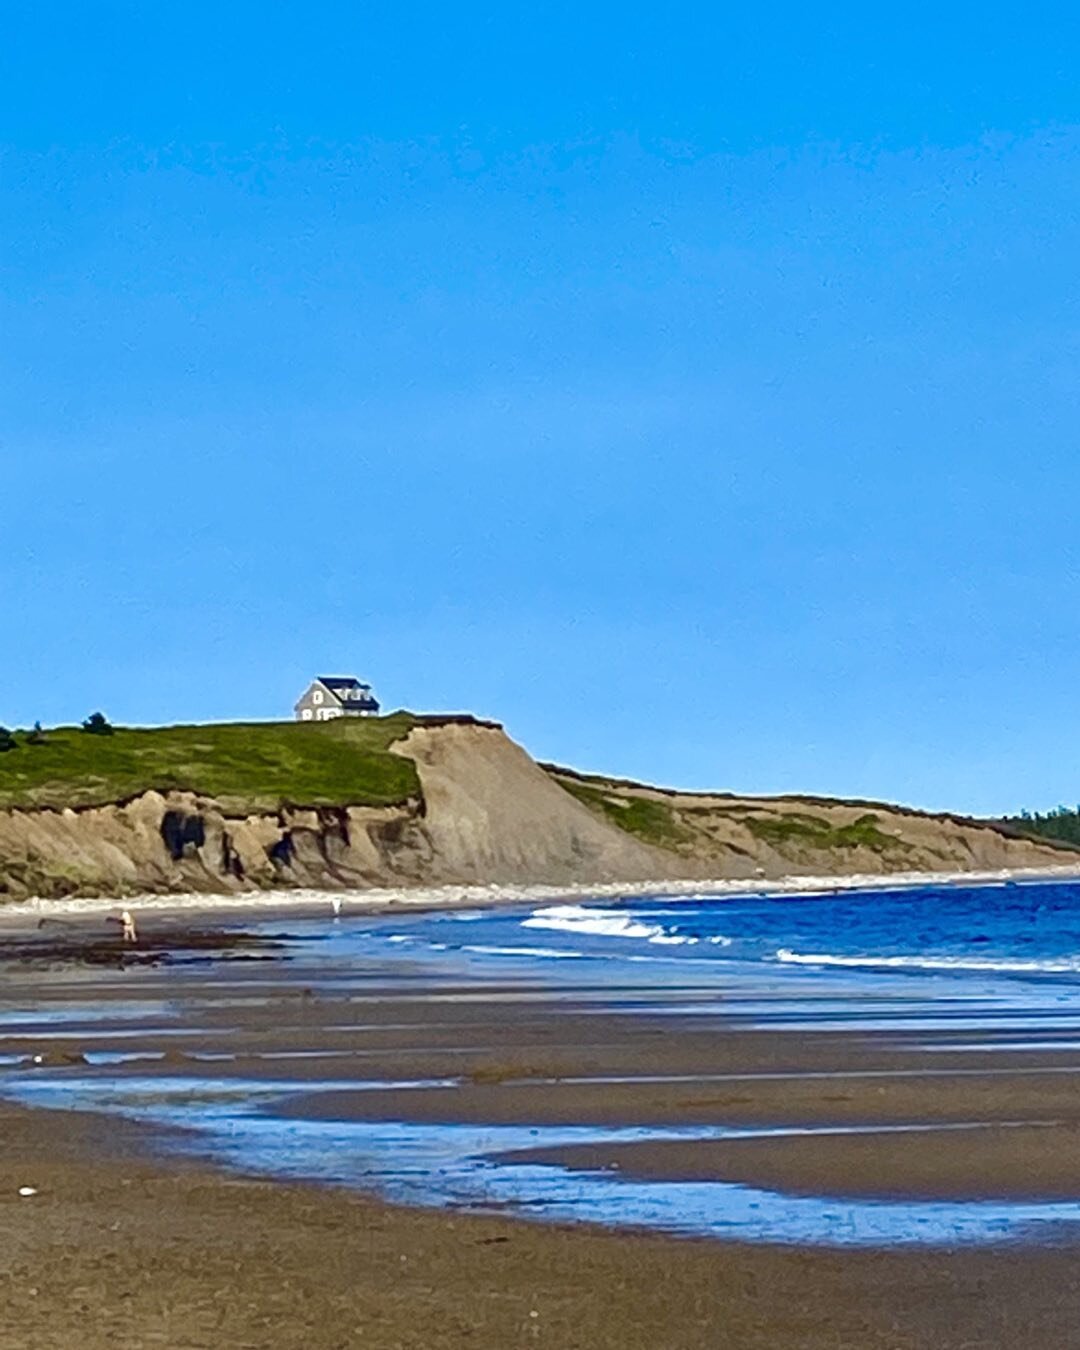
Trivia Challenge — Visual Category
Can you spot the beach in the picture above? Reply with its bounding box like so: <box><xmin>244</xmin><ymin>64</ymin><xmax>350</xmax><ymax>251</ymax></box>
<box><xmin>5</xmin><ymin>882</ymin><xmax>1080</xmax><ymax>1346</ymax></box>
<box><xmin>5</xmin><ymin>1097</ymin><xmax>1080</xmax><ymax>1350</ymax></box>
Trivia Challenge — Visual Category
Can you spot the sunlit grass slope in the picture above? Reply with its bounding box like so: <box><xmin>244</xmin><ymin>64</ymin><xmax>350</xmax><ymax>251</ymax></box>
<box><xmin>0</xmin><ymin>715</ymin><xmax>420</xmax><ymax>812</ymax></box>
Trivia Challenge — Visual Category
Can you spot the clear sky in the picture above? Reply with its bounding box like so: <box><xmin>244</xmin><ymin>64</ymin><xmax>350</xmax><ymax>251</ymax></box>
<box><xmin>3</xmin><ymin>4</ymin><xmax>1080</xmax><ymax>816</ymax></box>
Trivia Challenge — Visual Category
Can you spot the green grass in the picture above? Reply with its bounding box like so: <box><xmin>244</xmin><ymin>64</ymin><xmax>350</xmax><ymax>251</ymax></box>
<box><xmin>739</xmin><ymin>810</ymin><xmax>901</xmax><ymax>852</ymax></box>
<box><xmin>0</xmin><ymin>715</ymin><xmax>421</xmax><ymax>812</ymax></box>
<box><xmin>557</xmin><ymin>778</ymin><xmax>690</xmax><ymax>848</ymax></box>
<box><xmin>998</xmin><ymin>807</ymin><xmax>1080</xmax><ymax>849</ymax></box>
<box><xmin>555</xmin><ymin>775</ymin><xmax>906</xmax><ymax>857</ymax></box>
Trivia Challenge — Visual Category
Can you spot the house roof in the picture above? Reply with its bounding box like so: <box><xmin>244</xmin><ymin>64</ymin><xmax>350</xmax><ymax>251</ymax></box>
<box><xmin>317</xmin><ymin>676</ymin><xmax>373</xmax><ymax>693</ymax></box>
<box><xmin>294</xmin><ymin>676</ymin><xmax>379</xmax><ymax>712</ymax></box>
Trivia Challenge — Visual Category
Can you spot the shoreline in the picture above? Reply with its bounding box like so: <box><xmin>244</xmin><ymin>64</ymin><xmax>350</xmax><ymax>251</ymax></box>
<box><xmin>6</xmin><ymin>1096</ymin><xmax>1080</xmax><ymax>1350</ymax></box>
<box><xmin>2</xmin><ymin>859</ymin><xmax>1080</xmax><ymax>925</ymax></box>
<box><xmin>6</xmin><ymin>882</ymin><xmax>1080</xmax><ymax>1343</ymax></box>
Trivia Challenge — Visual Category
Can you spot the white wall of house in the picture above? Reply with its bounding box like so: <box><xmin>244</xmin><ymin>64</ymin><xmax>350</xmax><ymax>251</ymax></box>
<box><xmin>295</xmin><ymin>678</ymin><xmax>379</xmax><ymax>721</ymax></box>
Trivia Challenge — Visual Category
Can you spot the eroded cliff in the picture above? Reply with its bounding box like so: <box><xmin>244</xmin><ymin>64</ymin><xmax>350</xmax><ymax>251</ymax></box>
<box><xmin>0</xmin><ymin>719</ymin><xmax>1070</xmax><ymax>902</ymax></box>
<box><xmin>0</xmin><ymin>721</ymin><xmax>666</xmax><ymax>901</ymax></box>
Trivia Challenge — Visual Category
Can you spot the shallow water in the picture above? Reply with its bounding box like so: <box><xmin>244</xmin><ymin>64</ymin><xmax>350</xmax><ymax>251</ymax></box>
<box><xmin>9</xmin><ymin>1071</ymin><xmax>1080</xmax><ymax>1247</ymax></box>
<box><xmin>9</xmin><ymin>879</ymin><xmax>1080</xmax><ymax>1247</ymax></box>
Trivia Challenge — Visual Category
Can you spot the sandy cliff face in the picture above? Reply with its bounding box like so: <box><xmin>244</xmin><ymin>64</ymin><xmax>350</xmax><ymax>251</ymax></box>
<box><xmin>389</xmin><ymin>722</ymin><xmax>666</xmax><ymax>884</ymax></box>
<box><xmin>0</xmin><ymin>724</ymin><xmax>667</xmax><ymax>902</ymax></box>
<box><xmin>0</xmin><ymin>723</ymin><xmax>1070</xmax><ymax>902</ymax></box>
<box><xmin>546</xmin><ymin>769</ymin><xmax>1073</xmax><ymax>880</ymax></box>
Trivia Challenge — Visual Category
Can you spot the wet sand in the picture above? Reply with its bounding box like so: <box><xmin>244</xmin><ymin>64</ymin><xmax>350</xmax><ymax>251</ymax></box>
<box><xmin>4</xmin><ymin>914</ymin><xmax>1080</xmax><ymax>1346</ymax></box>
<box><xmin>509</xmin><ymin>1122</ymin><xmax>1080</xmax><ymax>1201</ymax></box>
<box><xmin>9</xmin><ymin>1097</ymin><xmax>1080</xmax><ymax>1350</ymax></box>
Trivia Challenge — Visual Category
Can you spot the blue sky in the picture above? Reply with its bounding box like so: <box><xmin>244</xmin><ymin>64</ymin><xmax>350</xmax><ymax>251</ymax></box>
<box><xmin>3</xmin><ymin>4</ymin><xmax>1080</xmax><ymax>815</ymax></box>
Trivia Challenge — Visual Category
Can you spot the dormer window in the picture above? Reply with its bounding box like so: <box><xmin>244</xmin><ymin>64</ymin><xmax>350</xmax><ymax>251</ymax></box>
<box><xmin>297</xmin><ymin>676</ymin><xmax>380</xmax><ymax>721</ymax></box>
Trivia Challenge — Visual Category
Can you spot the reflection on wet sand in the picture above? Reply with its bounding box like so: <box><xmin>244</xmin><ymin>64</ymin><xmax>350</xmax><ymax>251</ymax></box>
<box><xmin>7</xmin><ymin>902</ymin><xmax>1080</xmax><ymax>1249</ymax></box>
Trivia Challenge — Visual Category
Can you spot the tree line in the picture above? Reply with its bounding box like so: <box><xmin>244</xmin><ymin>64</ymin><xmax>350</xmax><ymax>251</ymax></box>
<box><xmin>999</xmin><ymin>806</ymin><xmax>1080</xmax><ymax>847</ymax></box>
<box><xmin>0</xmin><ymin>713</ymin><xmax>114</xmax><ymax>753</ymax></box>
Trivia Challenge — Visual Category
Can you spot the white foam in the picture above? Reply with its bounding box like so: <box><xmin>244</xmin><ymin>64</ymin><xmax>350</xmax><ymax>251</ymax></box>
<box><xmin>461</xmin><ymin>945</ymin><xmax>583</xmax><ymax>960</ymax></box>
<box><xmin>522</xmin><ymin>904</ymin><xmax>701</xmax><ymax>945</ymax></box>
<box><xmin>2</xmin><ymin>862</ymin><xmax>1079</xmax><ymax>924</ymax></box>
<box><xmin>524</xmin><ymin>905</ymin><xmax>662</xmax><ymax>940</ymax></box>
<box><xmin>776</xmin><ymin>949</ymin><xmax>1080</xmax><ymax>975</ymax></box>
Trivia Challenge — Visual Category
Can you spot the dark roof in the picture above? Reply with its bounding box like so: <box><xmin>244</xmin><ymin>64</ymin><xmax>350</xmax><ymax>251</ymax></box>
<box><xmin>317</xmin><ymin>676</ymin><xmax>372</xmax><ymax>692</ymax></box>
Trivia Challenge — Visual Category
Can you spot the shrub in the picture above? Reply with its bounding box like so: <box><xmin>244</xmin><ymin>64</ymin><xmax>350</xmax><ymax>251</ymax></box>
<box><xmin>81</xmin><ymin>711</ymin><xmax>114</xmax><ymax>736</ymax></box>
<box><xmin>0</xmin><ymin>727</ymin><xmax>16</xmax><ymax>753</ymax></box>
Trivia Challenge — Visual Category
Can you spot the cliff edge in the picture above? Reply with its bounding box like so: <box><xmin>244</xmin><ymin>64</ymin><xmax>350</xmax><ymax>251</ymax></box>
<box><xmin>0</xmin><ymin>716</ymin><xmax>1069</xmax><ymax>902</ymax></box>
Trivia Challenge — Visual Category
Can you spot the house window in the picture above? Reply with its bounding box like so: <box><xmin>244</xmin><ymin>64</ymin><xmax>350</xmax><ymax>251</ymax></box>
<box><xmin>301</xmin><ymin>709</ymin><xmax>313</xmax><ymax>721</ymax></box>
<box><xmin>313</xmin><ymin>690</ymin><xmax>323</xmax><ymax>705</ymax></box>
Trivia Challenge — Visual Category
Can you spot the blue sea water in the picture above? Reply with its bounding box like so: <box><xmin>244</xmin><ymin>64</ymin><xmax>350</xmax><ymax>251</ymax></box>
<box><xmin>285</xmin><ymin>879</ymin><xmax>1080</xmax><ymax>1036</ymax></box>
<box><xmin>336</xmin><ymin>879</ymin><xmax>1080</xmax><ymax>979</ymax></box>
<box><xmin>10</xmin><ymin>878</ymin><xmax>1080</xmax><ymax>1247</ymax></box>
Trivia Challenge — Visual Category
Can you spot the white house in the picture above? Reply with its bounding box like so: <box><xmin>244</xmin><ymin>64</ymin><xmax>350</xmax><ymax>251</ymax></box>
<box><xmin>294</xmin><ymin>676</ymin><xmax>380</xmax><ymax>722</ymax></box>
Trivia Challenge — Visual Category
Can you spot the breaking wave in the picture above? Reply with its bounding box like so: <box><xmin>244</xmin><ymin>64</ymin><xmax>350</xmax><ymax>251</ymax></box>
<box><xmin>523</xmin><ymin>904</ymin><xmax>731</xmax><ymax>948</ymax></box>
<box><xmin>775</xmin><ymin>950</ymin><xmax>1080</xmax><ymax>975</ymax></box>
<box><xmin>461</xmin><ymin>945</ymin><xmax>583</xmax><ymax>960</ymax></box>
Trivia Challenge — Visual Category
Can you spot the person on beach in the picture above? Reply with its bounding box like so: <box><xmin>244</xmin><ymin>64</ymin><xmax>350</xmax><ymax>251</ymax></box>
<box><xmin>106</xmin><ymin>910</ymin><xmax>138</xmax><ymax>943</ymax></box>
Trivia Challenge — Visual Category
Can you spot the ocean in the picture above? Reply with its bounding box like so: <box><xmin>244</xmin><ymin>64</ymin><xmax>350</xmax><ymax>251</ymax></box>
<box><xmin>9</xmin><ymin>877</ymin><xmax>1080</xmax><ymax>1247</ymax></box>
<box><xmin>303</xmin><ymin>879</ymin><xmax>1080</xmax><ymax>1032</ymax></box>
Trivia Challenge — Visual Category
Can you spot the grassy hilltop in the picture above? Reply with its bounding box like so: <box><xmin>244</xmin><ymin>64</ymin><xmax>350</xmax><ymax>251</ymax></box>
<box><xmin>0</xmin><ymin>713</ymin><xmax>1076</xmax><ymax>875</ymax></box>
<box><xmin>0</xmin><ymin>715</ymin><xmax>421</xmax><ymax>813</ymax></box>
<box><xmin>545</xmin><ymin>764</ymin><xmax>1080</xmax><ymax>868</ymax></box>
<box><xmin>0</xmin><ymin>715</ymin><xmax>1072</xmax><ymax>901</ymax></box>
<box><xmin>554</xmin><ymin>771</ymin><xmax>901</xmax><ymax>853</ymax></box>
